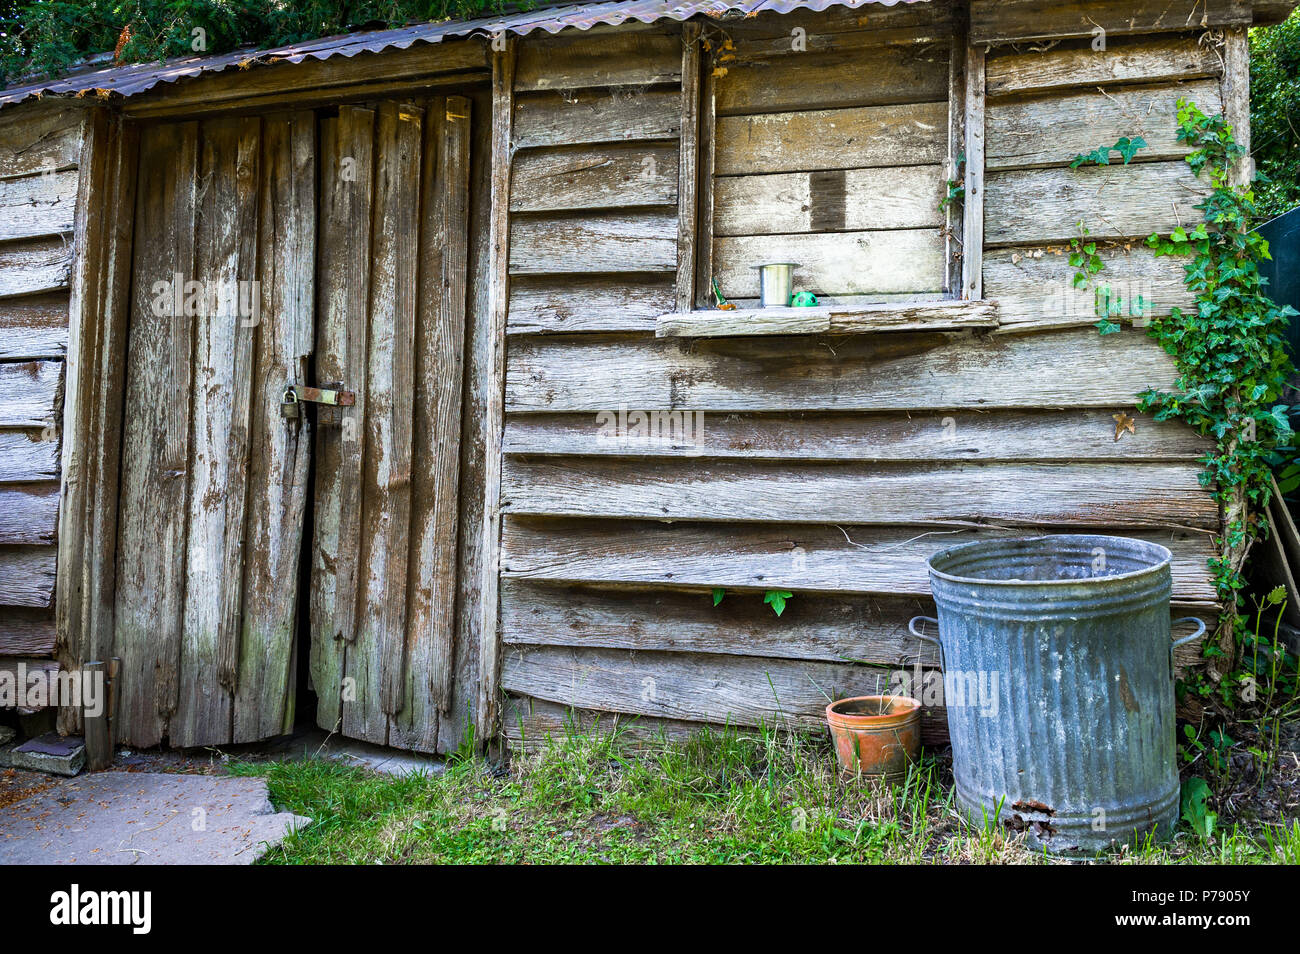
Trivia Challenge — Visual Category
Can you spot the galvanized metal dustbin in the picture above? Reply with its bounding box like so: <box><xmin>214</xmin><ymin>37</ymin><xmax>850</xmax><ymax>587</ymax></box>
<box><xmin>908</xmin><ymin>535</ymin><xmax>1205</xmax><ymax>854</ymax></box>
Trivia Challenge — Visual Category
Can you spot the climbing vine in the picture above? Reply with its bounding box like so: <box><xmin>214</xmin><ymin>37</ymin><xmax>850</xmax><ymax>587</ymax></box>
<box><xmin>1069</xmin><ymin>99</ymin><xmax>1297</xmax><ymax>708</ymax></box>
<box><xmin>1138</xmin><ymin>100</ymin><xmax>1297</xmax><ymax>704</ymax></box>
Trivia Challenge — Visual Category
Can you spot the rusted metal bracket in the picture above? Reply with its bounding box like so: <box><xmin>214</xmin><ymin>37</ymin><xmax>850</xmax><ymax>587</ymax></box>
<box><xmin>281</xmin><ymin>383</ymin><xmax>355</xmax><ymax>421</ymax></box>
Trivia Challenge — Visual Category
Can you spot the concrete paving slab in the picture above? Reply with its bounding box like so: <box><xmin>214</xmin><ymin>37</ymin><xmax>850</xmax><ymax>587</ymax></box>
<box><xmin>0</xmin><ymin>772</ymin><xmax>310</xmax><ymax>864</ymax></box>
<box><xmin>0</xmin><ymin>732</ymin><xmax>86</xmax><ymax>776</ymax></box>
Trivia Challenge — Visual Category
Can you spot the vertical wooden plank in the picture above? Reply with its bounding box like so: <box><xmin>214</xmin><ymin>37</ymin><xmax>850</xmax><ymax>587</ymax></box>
<box><xmin>53</xmin><ymin>106</ymin><xmax>98</xmax><ymax>736</ymax></box>
<box><xmin>695</xmin><ymin>43</ymin><xmax>717</xmax><ymax>309</ymax></box>
<box><xmin>171</xmin><ymin>115</ymin><xmax>260</xmax><ymax>747</ymax></box>
<box><xmin>476</xmin><ymin>41</ymin><xmax>516</xmax><ymax>747</ymax></box>
<box><xmin>945</xmin><ymin>28</ymin><xmax>967</xmax><ymax>295</ymax></box>
<box><xmin>75</xmin><ymin>121</ymin><xmax>137</xmax><ymax>726</ymax></box>
<box><xmin>344</xmin><ymin>102</ymin><xmax>422</xmax><ymax>745</ymax></box>
<box><xmin>83</xmin><ymin>659</ymin><xmax>110</xmax><ymax>768</ymax></box>
<box><xmin>113</xmin><ymin>121</ymin><xmax>198</xmax><ymax>748</ymax></box>
<box><xmin>675</xmin><ymin>23</ymin><xmax>701</xmax><ymax>313</ymax></box>
<box><xmin>234</xmin><ymin>111</ymin><xmax>315</xmax><ymax>742</ymax></box>
<box><xmin>1220</xmin><ymin>27</ymin><xmax>1253</xmax><ymax>188</ymax></box>
<box><xmin>311</xmin><ymin>106</ymin><xmax>375</xmax><ymax>735</ymax></box>
<box><xmin>962</xmin><ymin>43</ymin><xmax>985</xmax><ymax>300</ymax></box>
<box><xmin>439</xmin><ymin>87</ymin><xmax>493</xmax><ymax>755</ymax></box>
<box><xmin>396</xmin><ymin>94</ymin><xmax>471</xmax><ymax>752</ymax></box>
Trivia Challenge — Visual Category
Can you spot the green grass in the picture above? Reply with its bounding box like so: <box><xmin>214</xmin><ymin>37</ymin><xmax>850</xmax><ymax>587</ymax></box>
<box><xmin>229</xmin><ymin>724</ymin><xmax>1300</xmax><ymax>865</ymax></box>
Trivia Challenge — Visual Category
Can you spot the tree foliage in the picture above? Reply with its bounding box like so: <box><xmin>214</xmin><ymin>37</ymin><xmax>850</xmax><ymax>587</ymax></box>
<box><xmin>1250</xmin><ymin>8</ymin><xmax>1300</xmax><ymax>220</ymax></box>
<box><xmin>0</xmin><ymin>1</ymin><xmax>512</xmax><ymax>85</ymax></box>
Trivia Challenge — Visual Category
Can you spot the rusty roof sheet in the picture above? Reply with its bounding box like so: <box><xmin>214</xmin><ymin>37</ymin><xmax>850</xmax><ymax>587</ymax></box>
<box><xmin>0</xmin><ymin>0</ymin><xmax>926</xmax><ymax>107</ymax></box>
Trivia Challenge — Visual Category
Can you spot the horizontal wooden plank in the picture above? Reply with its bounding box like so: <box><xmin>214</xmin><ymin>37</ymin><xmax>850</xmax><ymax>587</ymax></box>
<box><xmin>656</xmin><ymin>299</ymin><xmax>998</xmax><ymax>338</ymax></box>
<box><xmin>501</xmin><ymin>695</ymin><xmax>783</xmax><ymax>751</ymax></box>
<box><xmin>970</xmin><ymin>0</ymin><xmax>1250</xmax><ymax>45</ymax></box>
<box><xmin>501</xmin><ymin>693</ymin><xmax>954</xmax><ymax>750</ymax></box>
<box><xmin>715</xmin><ymin>40</ymin><xmax>949</xmax><ymax>115</ymax></box>
<box><xmin>985</xmin><ymin>244</ymin><xmax>1196</xmax><ymax>331</ymax></box>
<box><xmin>0</xmin><ymin>237</ymin><xmax>72</xmax><ymax>298</ymax></box>
<box><xmin>501</xmin><ymin>520</ymin><xmax>1218</xmax><ymax>602</ymax></box>
<box><xmin>0</xmin><ymin>103</ymin><xmax>84</xmax><ymax>180</ymax></box>
<box><xmin>0</xmin><ymin>169</ymin><xmax>78</xmax><ymax>242</ymax></box>
<box><xmin>0</xmin><ymin>359</ymin><xmax>60</xmax><ymax>427</ymax></box>
<box><xmin>985</xmin><ymin>161</ymin><xmax>1211</xmax><ymax>246</ymax></box>
<box><xmin>505</xmin><ymin>326</ymin><xmax>1179</xmax><ymax>412</ymax></box>
<box><xmin>509</xmin><ymin>211</ymin><xmax>678</xmax><ymax>274</ymax></box>
<box><xmin>515</xmin><ymin>30</ymin><xmax>681</xmax><ymax>91</ymax></box>
<box><xmin>508</xmin><ymin>274</ymin><xmax>674</xmax><ymax>334</ymax></box>
<box><xmin>0</xmin><ymin>657</ymin><xmax>60</xmax><ymax>683</ymax></box>
<box><xmin>0</xmin><ymin>483</ymin><xmax>59</xmax><ymax>544</ymax></box>
<box><xmin>714</xmin><ymin>165</ymin><xmax>944</xmax><ymax>236</ymax></box>
<box><xmin>503</xmin><ymin>644</ymin><xmax>949</xmax><ymax>736</ymax></box>
<box><xmin>0</xmin><ymin>610</ymin><xmax>56</xmax><ymax>655</ymax></box>
<box><xmin>0</xmin><ymin>292</ymin><xmax>69</xmax><ymax>359</ymax></box>
<box><xmin>661</xmin><ymin>306</ymin><xmax>829</xmax><ymax>337</ymax></box>
<box><xmin>503</xmin><ymin>407</ymin><xmax>1212</xmax><ymax>461</ymax></box>
<box><xmin>500</xmin><ymin>458</ymin><xmax>1219</xmax><ymax>528</ymax></box>
<box><xmin>0</xmin><ymin>430</ymin><xmax>58</xmax><ymax>483</ymax></box>
<box><xmin>0</xmin><ymin>546</ymin><xmax>56</xmax><ymax>607</ymax></box>
<box><xmin>510</xmin><ymin>142</ymin><xmax>678</xmax><ymax>212</ymax></box>
<box><xmin>985</xmin><ymin>34</ymin><xmax>1224</xmax><ymax>96</ymax></box>
<box><xmin>714</xmin><ymin>230</ymin><xmax>945</xmax><ymax>298</ymax></box>
<box><xmin>513</xmin><ymin>87</ymin><xmax>681</xmax><ymax>149</ymax></box>
<box><xmin>720</xmin><ymin>0</ymin><xmax>955</xmax><ymax>44</ymax></box>
<box><xmin>124</xmin><ymin>40</ymin><xmax>488</xmax><ymax>118</ymax></box>
<box><xmin>987</xmin><ymin>80</ymin><xmax>1221</xmax><ymax>171</ymax></box>
<box><xmin>503</xmin><ymin>579</ymin><xmax>940</xmax><ymax>664</ymax></box>
<box><xmin>715</xmin><ymin>102</ymin><xmax>947</xmax><ymax>175</ymax></box>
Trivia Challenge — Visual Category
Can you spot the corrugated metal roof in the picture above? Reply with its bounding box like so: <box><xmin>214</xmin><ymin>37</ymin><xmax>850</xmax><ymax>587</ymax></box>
<box><xmin>0</xmin><ymin>0</ymin><xmax>925</xmax><ymax>107</ymax></box>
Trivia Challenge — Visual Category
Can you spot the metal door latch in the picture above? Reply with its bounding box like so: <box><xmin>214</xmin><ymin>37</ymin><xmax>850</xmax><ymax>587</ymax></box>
<box><xmin>281</xmin><ymin>383</ymin><xmax>356</xmax><ymax>421</ymax></box>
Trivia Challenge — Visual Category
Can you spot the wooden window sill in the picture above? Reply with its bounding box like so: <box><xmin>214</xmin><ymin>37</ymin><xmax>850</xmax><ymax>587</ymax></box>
<box><xmin>655</xmin><ymin>299</ymin><xmax>999</xmax><ymax>338</ymax></box>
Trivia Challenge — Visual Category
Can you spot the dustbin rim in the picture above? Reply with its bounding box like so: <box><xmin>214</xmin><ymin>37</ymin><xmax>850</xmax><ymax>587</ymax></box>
<box><xmin>926</xmin><ymin>533</ymin><xmax>1173</xmax><ymax>589</ymax></box>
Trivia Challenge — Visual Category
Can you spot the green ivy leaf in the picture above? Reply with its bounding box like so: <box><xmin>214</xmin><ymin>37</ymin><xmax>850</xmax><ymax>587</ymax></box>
<box><xmin>1180</xmin><ymin>777</ymin><xmax>1216</xmax><ymax>841</ymax></box>
<box><xmin>712</xmin><ymin>587</ymin><xmax>725</xmax><ymax>607</ymax></box>
<box><xmin>763</xmin><ymin>590</ymin><xmax>793</xmax><ymax>617</ymax></box>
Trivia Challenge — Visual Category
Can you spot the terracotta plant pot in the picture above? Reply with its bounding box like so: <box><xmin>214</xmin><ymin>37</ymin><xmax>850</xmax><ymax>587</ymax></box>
<box><xmin>826</xmin><ymin>695</ymin><xmax>921</xmax><ymax>781</ymax></box>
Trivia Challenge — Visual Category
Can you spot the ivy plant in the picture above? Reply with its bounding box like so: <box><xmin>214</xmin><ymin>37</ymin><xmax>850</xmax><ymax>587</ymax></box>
<box><xmin>1069</xmin><ymin>136</ymin><xmax>1148</xmax><ymax>168</ymax></box>
<box><xmin>1136</xmin><ymin>99</ymin><xmax>1298</xmax><ymax>703</ymax></box>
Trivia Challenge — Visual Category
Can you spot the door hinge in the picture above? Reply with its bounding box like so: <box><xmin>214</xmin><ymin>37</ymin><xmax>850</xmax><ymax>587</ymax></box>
<box><xmin>281</xmin><ymin>383</ymin><xmax>356</xmax><ymax>421</ymax></box>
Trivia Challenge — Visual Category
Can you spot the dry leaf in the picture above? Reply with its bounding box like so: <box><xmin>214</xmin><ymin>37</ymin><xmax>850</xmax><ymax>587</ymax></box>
<box><xmin>1113</xmin><ymin>411</ymin><xmax>1136</xmax><ymax>442</ymax></box>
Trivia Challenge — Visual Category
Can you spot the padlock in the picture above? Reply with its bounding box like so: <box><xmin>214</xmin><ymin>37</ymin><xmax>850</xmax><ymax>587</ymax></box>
<box><xmin>280</xmin><ymin>386</ymin><xmax>300</xmax><ymax>419</ymax></box>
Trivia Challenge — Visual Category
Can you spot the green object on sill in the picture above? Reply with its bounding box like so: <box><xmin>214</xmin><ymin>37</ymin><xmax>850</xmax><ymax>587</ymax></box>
<box><xmin>791</xmin><ymin>292</ymin><xmax>819</xmax><ymax>307</ymax></box>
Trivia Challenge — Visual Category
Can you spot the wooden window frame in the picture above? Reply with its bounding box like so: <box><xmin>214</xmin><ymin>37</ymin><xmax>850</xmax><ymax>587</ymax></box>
<box><xmin>664</xmin><ymin>17</ymin><xmax>992</xmax><ymax>339</ymax></box>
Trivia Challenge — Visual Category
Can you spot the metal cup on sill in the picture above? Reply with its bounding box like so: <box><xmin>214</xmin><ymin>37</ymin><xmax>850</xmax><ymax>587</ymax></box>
<box><xmin>753</xmin><ymin>262</ymin><xmax>799</xmax><ymax>308</ymax></box>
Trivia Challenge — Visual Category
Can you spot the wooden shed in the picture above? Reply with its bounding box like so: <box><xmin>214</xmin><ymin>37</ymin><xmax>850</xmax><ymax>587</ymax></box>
<box><xmin>0</xmin><ymin>0</ymin><xmax>1293</xmax><ymax>755</ymax></box>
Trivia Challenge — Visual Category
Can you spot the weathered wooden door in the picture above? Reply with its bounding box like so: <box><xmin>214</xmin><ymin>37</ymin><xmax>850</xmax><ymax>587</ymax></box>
<box><xmin>309</xmin><ymin>98</ymin><xmax>473</xmax><ymax>752</ymax></box>
<box><xmin>114</xmin><ymin>113</ymin><xmax>316</xmax><ymax>748</ymax></box>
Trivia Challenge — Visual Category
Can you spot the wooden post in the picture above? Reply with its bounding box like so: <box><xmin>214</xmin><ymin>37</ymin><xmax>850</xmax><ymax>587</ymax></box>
<box><xmin>675</xmin><ymin>22</ymin><xmax>702</xmax><ymax>313</ymax></box>
<box><xmin>961</xmin><ymin>43</ymin><xmax>986</xmax><ymax>301</ymax></box>
<box><xmin>694</xmin><ymin>41</ymin><xmax>717</xmax><ymax>309</ymax></box>
<box><xmin>55</xmin><ymin>109</ymin><xmax>137</xmax><ymax>736</ymax></box>
<box><xmin>83</xmin><ymin>660</ymin><xmax>110</xmax><ymax>769</ymax></box>
<box><xmin>475</xmin><ymin>37</ymin><xmax>516</xmax><ymax>747</ymax></box>
<box><xmin>945</xmin><ymin>20</ymin><xmax>968</xmax><ymax>296</ymax></box>
<box><xmin>1220</xmin><ymin>27</ymin><xmax>1253</xmax><ymax>189</ymax></box>
<box><xmin>1217</xmin><ymin>25</ymin><xmax>1255</xmax><ymax>671</ymax></box>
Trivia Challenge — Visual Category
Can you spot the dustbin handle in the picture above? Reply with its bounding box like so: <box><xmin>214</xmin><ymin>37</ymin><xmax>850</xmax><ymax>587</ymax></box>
<box><xmin>1169</xmin><ymin>616</ymin><xmax>1207</xmax><ymax>680</ymax></box>
<box><xmin>908</xmin><ymin>615</ymin><xmax>940</xmax><ymax>644</ymax></box>
<box><xmin>908</xmin><ymin>615</ymin><xmax>944</xmax><ymax>671</ymax></box>
<box><xmin>1171</xmin><ymin>617</ymin><xmax>1207</xmax><ymax>648</ymax></box>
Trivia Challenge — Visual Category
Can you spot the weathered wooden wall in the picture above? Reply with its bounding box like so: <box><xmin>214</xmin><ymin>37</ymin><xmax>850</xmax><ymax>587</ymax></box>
<box><xmin>708</xmin><ymin>1</ymin><xmax>957</xmax><ymax>303</ymax></box>
<box><xmin>500</xmin><ymin>7</ymin><xmax>1226</xmax><ymax>753</ymax></box>
<box><xmin>0</xmin><ymin>100</ymin><xmax>84</xmax><ymax>680</ymax></box>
